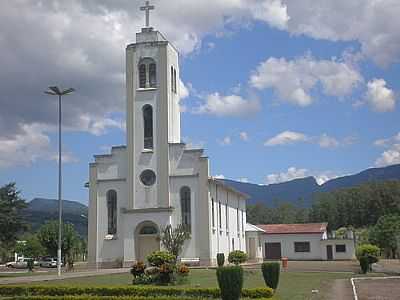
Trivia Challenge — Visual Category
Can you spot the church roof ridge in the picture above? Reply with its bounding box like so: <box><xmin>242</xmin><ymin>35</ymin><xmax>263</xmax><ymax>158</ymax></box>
<box><xmin>209</xmin><ymin>177</ymin><xmax>250</xmax><ymax>199</ymax></box>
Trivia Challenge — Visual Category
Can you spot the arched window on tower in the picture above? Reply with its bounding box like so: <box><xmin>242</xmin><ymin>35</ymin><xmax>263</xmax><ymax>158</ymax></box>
<box><xmin>180</xmin><ymin>186</ymin><xmax>191</xmax><ymax>232</ymax></box>
<box><xmin>143</xmin><ymin>104</ymin><xmax>153</xmax><ymax>149</ymax></box>
<box><xmin>138</xmin><ymin>58</ymin><xmax>157</xmax><ymax>89</ymax></box>
<box><xmin>149</xmin><ymin>63</ymin><xmax>157</xmax><ymax>87</ymax></box>
<box><xmin>139</xmin><ymin>64</ymin><xmax>146</xmax><ymax>88</ymax></box>
<box><xmin>106</xmin><ymin>190</ymin><xmax>117</xmax><ymax>235</ymax></box>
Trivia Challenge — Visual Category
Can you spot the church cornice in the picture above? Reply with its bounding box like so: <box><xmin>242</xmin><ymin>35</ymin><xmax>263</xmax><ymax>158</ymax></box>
<box><xmin>121</xmin><ymin>206</ymin><xmax>174</xmax><ymax>214</ymax></box>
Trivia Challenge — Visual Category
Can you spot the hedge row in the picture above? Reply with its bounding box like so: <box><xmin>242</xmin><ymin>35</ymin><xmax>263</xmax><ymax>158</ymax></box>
<box><xmin>0</xmin><ymin>286</ymin><xmax>273</xmax><ymax>299</ymax></box>
<box><xmin>5</xmin><ymin>297</ymin><xmax>273</xmax><ymax>300</ymax></box>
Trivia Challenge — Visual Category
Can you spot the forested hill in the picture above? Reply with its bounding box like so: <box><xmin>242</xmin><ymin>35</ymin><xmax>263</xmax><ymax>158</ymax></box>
<box><xmin>22</xmin><ymin>198</ymin><xmax>88</xmax><ymax>238</ymax></box>
<box><xmin>221</xmin><ymin>164</ymin><xmax>400</xmax><ymax>206</ymax></box>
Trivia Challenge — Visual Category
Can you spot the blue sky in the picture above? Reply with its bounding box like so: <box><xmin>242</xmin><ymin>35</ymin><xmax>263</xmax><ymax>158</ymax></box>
<box><xmin>0</xmin><ymin>1</ymin><xmax>399</xmax><ymax>204</ymax></box>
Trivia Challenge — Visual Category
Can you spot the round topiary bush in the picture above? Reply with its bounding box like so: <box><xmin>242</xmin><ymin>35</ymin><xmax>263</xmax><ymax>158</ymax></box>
<box><xmin>261</xmin><ymin>262</ymin><xmax>280</xmax><ymax>290</ymax></box>
<box><xmin>216</xmin><ymin>266</ymin><xmax>244</xmax><ymax>300</ymax></box>
<box><xmin>146</xmin><ymin>251</ymin><xmax>176</xmax><ymax>267</ymax></box>
<box><xmin>217</xmin><ymin>253</ymin><xmax>225</xmax><ymax>267</ymax></box>
<box><xmin>228</xmin><ymin>250</ymin><xmax>248</xmax><ymax>265</ymax></box>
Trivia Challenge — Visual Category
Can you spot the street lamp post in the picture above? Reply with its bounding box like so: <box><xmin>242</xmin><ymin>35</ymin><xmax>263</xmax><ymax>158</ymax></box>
<box><xmin>45</xmin><ymin>86</ymin><xmax>75</xmax><ymax>277</ymax></box>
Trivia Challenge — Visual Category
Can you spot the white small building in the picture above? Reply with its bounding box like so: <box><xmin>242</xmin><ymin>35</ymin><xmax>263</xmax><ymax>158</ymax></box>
<box><xmin>253</xmin><ymin>223</ymin><xmax>355</xmax><ymax>261</ymax></box>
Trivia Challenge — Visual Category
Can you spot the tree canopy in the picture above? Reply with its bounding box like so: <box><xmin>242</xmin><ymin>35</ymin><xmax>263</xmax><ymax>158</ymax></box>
<box><xmin>0</xmin><ymin>182</ymin><xmax>27</xmax><ymax>260</ymax></box>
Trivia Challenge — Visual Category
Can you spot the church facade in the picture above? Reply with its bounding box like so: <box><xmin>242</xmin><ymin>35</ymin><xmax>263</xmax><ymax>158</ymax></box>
<box><xmin>87</xmin><ymin>15</ymin><xmax>249</xmax><ymax>268</ymax></box>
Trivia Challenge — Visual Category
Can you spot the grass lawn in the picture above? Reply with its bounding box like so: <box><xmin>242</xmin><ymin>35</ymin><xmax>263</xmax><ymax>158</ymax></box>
<box><xmin>24</xmin><ymin>269</ymin><xmax>356</xmax><ymax>300</ymax></box>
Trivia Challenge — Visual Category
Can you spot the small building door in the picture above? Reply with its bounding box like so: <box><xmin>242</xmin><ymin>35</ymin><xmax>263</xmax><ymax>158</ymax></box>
<box><xmin>265</xmin><ymin>242</ymin><xmax>282</xmax><ymax>260</ymax></box>
<box><xmin>248</xmin><ymin>237</ymin><xmax>257</xmax><ymax>260</ymax></box>
<box><xmin>326</xmin><ymin>245</ymin><xmax>333</xmax><ymax>260</ymax></box>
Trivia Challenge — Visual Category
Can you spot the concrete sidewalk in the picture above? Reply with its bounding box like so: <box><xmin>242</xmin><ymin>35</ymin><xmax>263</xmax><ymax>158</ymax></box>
<box><xmin>0</xmin><ymin>268</ymin><xmax>129</xmax><ymax>285</ymax></box>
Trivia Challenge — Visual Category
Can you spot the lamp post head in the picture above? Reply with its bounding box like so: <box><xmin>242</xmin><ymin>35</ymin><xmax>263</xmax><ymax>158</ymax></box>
<box><xmin>45</xmin><ymin>86</ymin><xmax>75</xmax><ymax>96</ymax></box>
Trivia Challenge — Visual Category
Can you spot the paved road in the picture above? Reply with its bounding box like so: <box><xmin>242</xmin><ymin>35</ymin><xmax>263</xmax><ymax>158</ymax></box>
<box><xmin>0</xmin><ymin>268</ymin><xmax>129</xmax><ymax>285</ymax></box>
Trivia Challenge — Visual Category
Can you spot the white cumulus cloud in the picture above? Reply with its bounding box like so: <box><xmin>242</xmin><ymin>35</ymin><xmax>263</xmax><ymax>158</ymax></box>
<box><xmin>265</xmin><ymin>167</ymin><xmax>339</xmax><ymax>185</ymax></box>
<box><xmin>250</xmin><ymin>55</ymin><xmax>362</xmax><ymax>107</ymax></box>
<box><xmin>194</xmin><ymin>93</ymin><xmax>260</xmax><ymax>117</ymax></box>
<box><xmin>375</xmin><ymin>144</ymin><xmax>400</xmax><ymax>167</ymax></box>
<box><xmin>239</xmin><ymin>131</ymin><xmax>249</xmax><ymax>141</ymax></box>
<box><xmin>365</xmin><ymin>79</ymin><xmax>396</xmax><ymax>112</ymax></box>
<box><xmin>264</xmin><ymin>131</ymin><xmax>309</xmax><ymax>146</ymax></box>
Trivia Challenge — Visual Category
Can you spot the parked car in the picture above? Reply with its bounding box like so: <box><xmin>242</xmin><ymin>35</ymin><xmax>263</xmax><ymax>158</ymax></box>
<box><xmin>5</xmin><ymin>258</ymin><xmax>38</xmax><ymax>269</ymax></box>
<box><xmin>38</xmin><ymin>257</ymin><xmax>58</xmax><ymax>268</ymax></box>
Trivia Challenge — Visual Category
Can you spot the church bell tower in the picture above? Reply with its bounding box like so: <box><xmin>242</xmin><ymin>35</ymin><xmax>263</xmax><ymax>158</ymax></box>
<box><xmin>126</xmin><ymin>2</ymin><xmax>181</xmax><ymax>210</ymax></box>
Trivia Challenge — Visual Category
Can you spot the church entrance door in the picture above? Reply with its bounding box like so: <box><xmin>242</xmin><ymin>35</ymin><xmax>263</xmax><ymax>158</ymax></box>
<box><xmin>135</xmin><ymin>222</ymin><xmax>160</xmax><ymax>262</ymax></box>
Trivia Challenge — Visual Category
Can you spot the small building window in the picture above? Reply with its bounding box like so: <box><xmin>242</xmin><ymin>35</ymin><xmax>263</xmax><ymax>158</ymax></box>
<box><xmin>294</xmin><ymin>242</ymin><xmax>310</xmax><ymax>253</ymax></box>
<box><xmin>142</xmin><ymin>105</ymin><xmax>153</xmax><ymax>149</ymax></box>
<box><xmin>106</xmin><ymin>190</ymin><xmax>117</xmax><ymax>235</ymax></box>
<box><xmin>180</xmin><ymin>186</ymin><xmax>191</xmax><ymax>232</ymax></box>
<box><xmin>336</xmin><ymin>244</ymin><xmax>346</xmax><ymax>253</ymax></box>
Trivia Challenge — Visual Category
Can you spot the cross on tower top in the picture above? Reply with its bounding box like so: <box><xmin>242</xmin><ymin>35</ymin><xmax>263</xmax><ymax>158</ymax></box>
<box><xmin>140</xmin><ymin>1</ymin><xmax>155</xmax><ymax>28</ymax></box>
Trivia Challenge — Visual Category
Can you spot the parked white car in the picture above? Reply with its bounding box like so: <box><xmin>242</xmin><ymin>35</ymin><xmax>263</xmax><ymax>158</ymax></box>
<box><xmin>5</xmin><ymin>258</ymin><xmax>38</xmax><ymax>269</ymax></box>
<box><xmin>38</xmin><ymin>257</ymin><xmax>58</xmax><ymax>268</ymax></box>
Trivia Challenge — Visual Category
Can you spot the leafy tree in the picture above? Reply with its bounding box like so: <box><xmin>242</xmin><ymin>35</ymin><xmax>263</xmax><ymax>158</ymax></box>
<box><xmin>369</xmin><ymin>214</ymin><xmax>400</xmax><ymax>258</ymax></box>
<box><xmin>160</xmin><ymin>224</ymin><xmax>190</xmax><ymax>258</ymax></box>
<box><xmin>310</xmin><ymin>180</ymin><xmax>400</xmax><ymax>229</ymax></box>
<box><xmin>0</xmin><ymin>183</ymin><xmax>27</xmax><ymax>261</ymax></box>
<box><xmin>37</xmin><ymin>221</ymin><xmax>79</xmax><ymax>265</ymax></box>
<box><xmin>14</xmin><ymin>234</ymin><xmax>45</xmax><ymax>258</ymax></box>
<box><xmin>247</xmin><ymin>201</ymin><xmax>309</xmax><ymax>225</ymax></box>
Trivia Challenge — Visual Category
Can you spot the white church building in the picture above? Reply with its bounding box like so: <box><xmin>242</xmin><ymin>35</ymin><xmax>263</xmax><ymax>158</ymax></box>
<box><xmin>87</xmin><ymin>3</ymin><xmax>252</xmax><ymax>268</ymax></box>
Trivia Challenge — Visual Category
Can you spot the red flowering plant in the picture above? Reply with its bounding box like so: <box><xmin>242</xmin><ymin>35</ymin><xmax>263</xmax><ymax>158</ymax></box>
<box><xmin>177</xmin><ymin>264</ymin><xmax>190</xmax><ymax>276</ymax></box>
<box><xmin>157</xmin><ymin>263</ymin><xmax>174</xmax><ymax>284</ymax></box>
<box><xmin>130</xmin><ymin>261</ymin><xmax>146</xmax><ymax>278</ymax></box>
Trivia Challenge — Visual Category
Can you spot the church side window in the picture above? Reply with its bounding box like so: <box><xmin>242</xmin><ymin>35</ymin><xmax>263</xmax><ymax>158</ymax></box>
<box><xmin>180</xmin><ymin>186</ymin><xmax>191</xmax><ymax>232</ymax></box>
<box><xmin>236</xmin><ymin>207</ymin><xmax>240</xmax><ymax>233</ymax></box>
<box><xmin>241</xmin><ymin>210</ymin><xmax>244</xmax><ymax>233</ymax></box>
<box><xmin>218</xmin><ymin>201</ymin><xmax>222</xmax><ymax>229</ymax></box>
<box><xmin>171</xmin><ymin>66</ymin><xmax>174</xmax><ymax>93</ymax></box>
<box><xmin>225</xmin><ymin>192</ymin><xmax>229</xmax><ymax>231</ymax></box>
<box><xmin>143</xmin><ymin>105</ymin><xmax>153</xmax><ymax>149</ymax></box>
<box><xmin>106</xmin><ymin>190</ymin><xmax>117</xmax><ymax>235</ymax></box>
<box><xmin>138</xmin><ymin>58</ymin><xmax>157</xmax><ymax>89</ymax></box>
<box><xmin>212</xmin><ymin>198</ymin><xmax>215</xmax><ymax>228</ymax></box>
<box><xmin>173</xmin><ymin>68</ymin><xmax>177</xmax><ymax>93</ymax></box>
<box><xmin>171</xmin><ymin>66</ymin><xmax>177</xmax><ymax>94</ymax></box>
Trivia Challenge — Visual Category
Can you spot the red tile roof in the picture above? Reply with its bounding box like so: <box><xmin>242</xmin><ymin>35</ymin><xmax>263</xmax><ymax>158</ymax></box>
<box><xmin>256</xmin><ymin>223</ymin><xmax>328</xmax><ymax>234</ymax></box>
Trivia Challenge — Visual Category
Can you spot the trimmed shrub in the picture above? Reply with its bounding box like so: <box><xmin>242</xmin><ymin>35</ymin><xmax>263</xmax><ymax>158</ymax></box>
<box><xmin>359</xmin><ymin>256</ymin><xmax>369</xmax><ymax>274</ymax></box>
<box><xmin>216</xmin><ymin>266</ymin><xmax>244</xmax><ymax>300</ymax></box>
<box><xmin>228</xmin><ymin>250</ymin><xmax>248</xmax><ymax>265</ymax></box>
<box><xmin>217</xmin><ymin>253</ymin><xmax>225</xmax><ymax>267</ymax></box>
<box><xmin>356</xmin><ymin>244</ymin><xmax>380</xmax><ymax>273</ymax></box>
<box><xmin>356</xmin><ymin>244</ymin><xmax>380</xmax><ymax>261</ymax></box>
<box><xmin>0</xmin><ymin>285</ymin><xmax>273</xmax><ymax>298</ymax></box>
<box><xmin>261</xmin><ymin>262</ymin><xmax>280</xmax><ymax>290</ymax></box>
<box><xmin>146</xmin><ymin>251</ymin><xmax>176</xmax><ymax>267</ymax></box>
